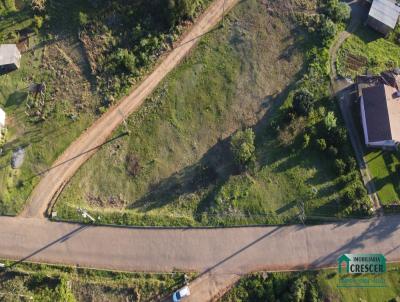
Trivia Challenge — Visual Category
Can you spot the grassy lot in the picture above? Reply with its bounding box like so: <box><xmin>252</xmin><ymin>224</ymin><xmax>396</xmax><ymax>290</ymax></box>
<box><xmin>0</xmin><ymin>0</ymin><xmax>208</xmax><ymax>215</ymax></box>
<box><xmin>337</xmin><ymin>26</ymin><xmax>400</xmax><ymax>78</ymax></box>
<box><xmin>220</xmin><ymin>265</ymin><xmax>400</xmax><ymax>302</ymax></box>
<box><xmin>365</xmin><ymin>151</ymin><xmax>400</xmax><ymax>206</ymax></box>
<box><xmin>0</xmin><ymin>260</ymin><xmax>191</xmax><ymax>301</ymax></box>
<box><xmin>54</xmin><ymin>0</ymin><xmax>370</xmax><ymax>226</ymax></box>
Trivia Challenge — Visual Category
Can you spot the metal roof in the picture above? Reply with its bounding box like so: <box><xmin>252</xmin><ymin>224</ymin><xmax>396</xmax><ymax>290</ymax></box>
<box><xmin>369</xmin><ymin>0</ymin><xmax>400</xmax><ymax>29</ymax></box>
<box><xmin>0</xmin><ymin>44</ymin><xmax>21</xmax><ymax>67</ymax></box>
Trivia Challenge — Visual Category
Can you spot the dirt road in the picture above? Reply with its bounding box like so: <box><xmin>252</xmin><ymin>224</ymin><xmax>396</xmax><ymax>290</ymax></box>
<box><xmin>1</xmin><ymin>216</ymin><xmax>400</xmax><ymax>301</ymax></box>
<box><xmin>21</xmin><ymin>0</ymin><xmax>239</xmax><ymax>219</ymax></box>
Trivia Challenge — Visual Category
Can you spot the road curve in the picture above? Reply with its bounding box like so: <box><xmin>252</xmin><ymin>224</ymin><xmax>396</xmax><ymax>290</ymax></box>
<box><xmin>1</xmin><ymin>216</ymin><xmax>400</xmax><ymax>300</ymax></box>
<box><xmin>21</xmin><ymin>0</ymin><xmax>239</xmax><ymax>218</ymax></box>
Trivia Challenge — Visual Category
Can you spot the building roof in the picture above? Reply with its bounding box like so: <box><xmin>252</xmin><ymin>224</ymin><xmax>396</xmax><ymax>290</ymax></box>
<box><xmin>362</xmin><ymin>84</ymin><xmax>400</xmax><ymax>142</ymax></box>
<box><xmin>369</xmin><ymin>0</ymin><xmax>400</xmax><ymax>29</ymax></box>
<box><xmin>0</xmin><ymin>44</ymin><xmax>21</xmax><ymax>67</ymax></box>
<box><xmin>0</xmin><ymin>108</ymin><xmax>5</xmax><ymax>128</ymax></box>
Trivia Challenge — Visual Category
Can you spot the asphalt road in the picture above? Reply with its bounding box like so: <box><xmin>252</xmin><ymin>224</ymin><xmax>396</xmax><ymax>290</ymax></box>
<box><xmin>21</xmin><ymin>0</ymin><xmax>240</xmax><ymax>219</ymax></box>
<box><xmin>1</xmin><ymin>216</ymin><xmax>400</xmax><ymax>301</ymax></box>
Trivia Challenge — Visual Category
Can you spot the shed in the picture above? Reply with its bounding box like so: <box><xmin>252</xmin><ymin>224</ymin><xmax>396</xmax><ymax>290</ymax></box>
<box><xmin>0</xmin><ymin>44</ymin><xmax>21</xmax><ymax>74</ymax></box>
<box><xmin>0</xmin><ymin>108</ymin><xmax>5</xmax><ymax>128</ymax></box>
<box><xmin>367</xmin><ymin>0</ymin><xmax>400</xmax><ymax>35</ymax></box>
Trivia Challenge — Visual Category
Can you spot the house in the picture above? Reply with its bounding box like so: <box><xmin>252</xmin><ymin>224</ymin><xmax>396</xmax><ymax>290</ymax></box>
<box><xmin>0</xmin><ymin>107</ymin><xmax>5</xmax><ymax>128</ymax></box>
<box><xmin>367</xmin><ymin>0</ymin><xmax>400</xmax><ymax>36</ymax></box>
<box><xmin>360</xmin><ymin>82</ymin><xmax>400</xmax><ymax>148</ymax></box>
<box><xmin>0</xmin><ymin>44</ymin><xmax>21</xmax><ymax>74</ymax></box>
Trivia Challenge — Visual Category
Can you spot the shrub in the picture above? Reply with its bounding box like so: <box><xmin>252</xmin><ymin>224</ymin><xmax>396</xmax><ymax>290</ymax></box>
<box><xmin>326</xmin><ymin>0</ymin><xmax>351</xmax><ymax>23</ymax></box>
<box><xmin>324</xmin><ymin>111</ymin><xmax>337</xmax><ymax>131</ymax></box>
<box><xmin>303</xmin><ymin>133</ymin><xmax>311</xmax><ymax>149</ymax></box>
<box><xmin>78</xmin><ymin>11</ymin><xmax>89</xmax><ymax>27</ymax></box>
<box><xmin>231</xmin><ymin>128</ymin><xmax>256</xmax><ymax>169</ymax></box>
<box><xmin>320</xmin><ymin>17</ymin><xmax>337</xmax><ymax>43</ymax></box>
<box><xmin>316</xmin><ymin>138</ymin><xmax>327</xmax><ymax>151</ymax></box>
<box><xmin>126</xmin><ymin>153</ymin><xmax>141</xmax><ymax>176</ymax></box>
<box><xmin>293</xmin><ymin>89</ymin><xmax>314</xmax><ymax>116</ymax></box>
<box><xmin>346</xmin><ymin>156</ymin><xmax>357</xmax><ymax>172</ymax></box>
<box><xmin>34</xmin><ymin>15</ymin><xmax>43</xmax><ymax>30</ymax></box>
<box><xmin>328</xmin><ymin>145</ymin><xmax>338</xmax><ymax>156</ymax></box>
<box><xmin>335</xmin><ymin>158</ymin><xmax>346</xmax><ymax>175</ymax></box>
<box><xmin>31</xmin><ymin>0</ymin><xmax>46</xmax><ymax>12</ymax></box>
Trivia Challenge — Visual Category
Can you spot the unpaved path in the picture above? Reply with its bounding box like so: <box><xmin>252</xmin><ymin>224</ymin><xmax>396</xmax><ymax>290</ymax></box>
<box><xmin>21</xmin><ymin>0</ymin><xmax>239</xmax><ymax>219</ymax></box>
<box><xmin>1</xmin><ymin>216</ymin><xmax>400</xmax><ymax>301</ymax></box>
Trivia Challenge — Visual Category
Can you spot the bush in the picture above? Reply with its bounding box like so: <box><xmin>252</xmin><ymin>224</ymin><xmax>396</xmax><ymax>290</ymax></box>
<box><xmin>326</xmin><ymin>0</ymin><xmax>351</xmax><ymax>23</ymax></box>
<box><xmin>293</xmin><ymin>89</ymin><xmax>314</xmax><ymax>116</ymax></box>
<box><xmin>316</xmin><ymin>138</ymin><xmax>327</xmax><ymax>151</ymax></box>
<box><xmin>34</xmin><ymin>15</ymin><xmax>43</xmax><ymax>30</ymax></box>
<box><xmin>78</xmin><ymin>11</ymin><xmax>89</xmax><ymax>27</ymax></box>
<box><xmin>324</xmin><ymin>111</ymin><xmax>337</xmax><ymax>131</ymax></box>
<box><xmin>126</xmin><ymin>153</ymin><xmax>141</xmax><ymax>176</ymax></box>
<box><xmin>346</xmin><ymin>156</ymin><xmax>357</xmax><ymax>172</ymax></box>
<box><xmin>335</xmin><ymin>158</ymin><xmax>346</xmax><ymax>175</ymax></box>
<box><xmin>328</xmin><ymin>145</ymin><xmax>338</xmax><ymax>156</ymax></box>
<box><xmin>303</xmin><ymin>133</ymin><xmax>311</xmax><ymax>149</ymax></box>
<box><xmin>320</xmin><ymin>17</ymin><xmax>337</xmax><ymax>43</ymax></box>
<box><xmin>231</xmin><ymin>128</ymin><xmax>256</xmax><ymax>169</ymax></box>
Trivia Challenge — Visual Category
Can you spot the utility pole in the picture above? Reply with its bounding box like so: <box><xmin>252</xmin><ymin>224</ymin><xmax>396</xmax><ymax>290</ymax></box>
<box><xmin>78</xmin><ymin>207</ymin><xmax>95</xmax><ymax>223</ymax></box>
<box><xmin>118</xmin><ymin>108</ymin><xmax>130</xmax><ymax>135</ymax></box>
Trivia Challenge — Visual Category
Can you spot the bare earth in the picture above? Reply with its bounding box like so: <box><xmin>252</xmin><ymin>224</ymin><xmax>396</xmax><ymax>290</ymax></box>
<box><xmin>1</xmin><ymin>216</ymin><xmax>400</xmax><ymax>301</ymax></box>
<box><xmin>21</xmin><ymin>0</ymin><xmax>240</xmax><ymax>219</ymax></box>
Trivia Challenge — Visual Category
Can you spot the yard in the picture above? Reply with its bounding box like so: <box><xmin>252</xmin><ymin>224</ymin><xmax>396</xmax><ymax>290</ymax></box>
<box><xmin>54</xmin><ymin>0</ymin><xmax>369</xmax><ymax>226</ymax></box>
<box><xmin>366</xmin><ymin>150</ymin><xmax>400</xmax><ymax>206</ymax></box>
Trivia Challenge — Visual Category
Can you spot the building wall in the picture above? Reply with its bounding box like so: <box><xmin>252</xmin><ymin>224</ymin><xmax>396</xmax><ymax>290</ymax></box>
<box><xmin>367</xmin><ymin>16</ymin><xmax>392</xmax><ymax>36</ymax></box>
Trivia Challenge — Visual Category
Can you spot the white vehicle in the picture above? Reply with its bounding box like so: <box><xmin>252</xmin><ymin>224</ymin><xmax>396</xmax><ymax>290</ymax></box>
<box><xmin>172</xmin><ymin>286</ymin><xmax>190</xmax><ymax>302</ymax></box>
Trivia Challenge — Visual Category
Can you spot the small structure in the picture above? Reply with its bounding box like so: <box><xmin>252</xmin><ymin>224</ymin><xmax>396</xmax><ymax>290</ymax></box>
<box><xmin>360</xmin><ymin>83</ymin><xmax>400</xmax><ymax>148</ymax></box>
<box><xmin>367</xmin><ymin>0</ymin><xmax>400</xmax><ymax>36</ymax></box>
<box><xmin>0</xmin><ymin>44</ymin><xmax>21</xmax><ymax>74</ymax></box>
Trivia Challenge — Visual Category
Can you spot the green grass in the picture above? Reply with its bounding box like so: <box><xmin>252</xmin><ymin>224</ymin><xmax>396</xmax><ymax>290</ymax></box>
<box><xmin>365</xmin><ymin>151</ymin><xmax>400</xmax><ymax>206</ymax></box>
<box><xmin>220</xmin><ymin>265</ymin><xmax>400</xmax><ymax>302</ymax></box>
<box><xmin>0</xmin><ymin>260</ymin><xmax>192</xmax><ymax>301</ymax></box>
<box><xmin>53</xmin><ymin>0</ymin><xmax>367</xmax><ymax>226</ymax></box>
<box><xmin>337</xmin><ymin>26</ymin><xmax>400</xmax><ymax>78</ymax></box>
<box><xmin>0</xmin><ymin>0</ymin><xmax>208</xmax><ymax>215</ymax></box>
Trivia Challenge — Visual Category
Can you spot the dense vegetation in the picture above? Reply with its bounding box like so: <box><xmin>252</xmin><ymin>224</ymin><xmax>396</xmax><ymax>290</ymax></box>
<box><xmin>220</xmin><ymin>266</ymin><xmax>400</xmax><ymax>302</ymax></box>
<box><xmin>0</xmin><ymin>260</ymin><xmax>191</xmax><ymax>301</ymax></box>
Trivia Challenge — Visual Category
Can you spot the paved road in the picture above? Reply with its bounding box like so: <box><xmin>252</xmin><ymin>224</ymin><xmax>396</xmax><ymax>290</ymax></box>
<box><xmin>1</xmin><ymin>216</ymin><xmax>400</xmax><ymax>301</ymax></box>
<box><xmin>21</xmin><ymin>0</ymin><xmax>239</xmax><ymax>219</ymax></box>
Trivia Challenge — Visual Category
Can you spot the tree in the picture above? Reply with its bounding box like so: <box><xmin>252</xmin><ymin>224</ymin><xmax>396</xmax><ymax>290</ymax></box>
<box><xmin>167</xmin><ymin>0</ymin><xmax>200</xmax><ymax>25</ymax></box>
<box><xmin>231</xmin><ymin>128</ymin><xmax>256</xmax><ymax>169</ymax></box>
<box><xmin>320</xmin><ymin>17</ymin><xmax>337</xmax><ymax>43</ymax></box>
<box><xmin>293</xmin><ymin>89</ymin><xmax>314</xmax><ymax>116</ymax></box>
<box><xmin>326</xmin><ymin>0</ymin><xmax>351</xmax><ymax>23</ymax></box>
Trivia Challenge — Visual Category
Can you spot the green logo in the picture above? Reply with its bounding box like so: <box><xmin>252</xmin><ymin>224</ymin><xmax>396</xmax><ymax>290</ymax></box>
<box><xmin>337</xmin><ymin>254</ymin><xmax>386</xmax><ymax>274</ymax></box>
